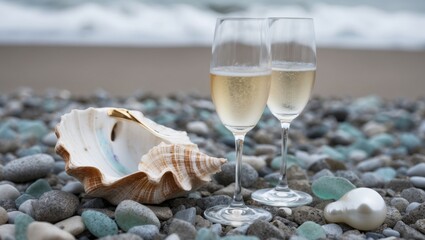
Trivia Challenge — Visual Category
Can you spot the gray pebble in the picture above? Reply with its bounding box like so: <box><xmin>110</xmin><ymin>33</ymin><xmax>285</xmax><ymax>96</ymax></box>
<box><xmin>115</xmin><ymin>200</ymin><xmax>160</xmax><ymax>231</ymax></box>
<box><xmin>0</xmin><ymin>224</ymin><xmax>15</xmax><ymax>240</ymax></box>
<box><xmin>146</xmin><ymin>206</ymin><xmax>173</xmax><ymax>221</ymax></box>
<box><xmin>0</xmin><ymin>199</ymin><xmax>16</xmax><ymax>211</ymax></box>
<box><xmin>210</xmin><ymin>223</ymin><xmax>222</xmax><ymax>235</ymax></box>
<box><xmin>406</xmin><ymin>202</ymin><xmax>421</xmax><ymax>213</ymax></box>
<box><xmin>411</xmin><ymin>176</ymin><xmax>425</xmax><ymax>189</ymax></box>
<box><xmin>407</xmin><ymin>163</ymin><xmax>425</xmax><ymax>177</ymax></box>
<box><xmin>213</xmin><ymin>183</ymin><xmax>252</xmax><ymax>200</ymax></box>
<box><xmin>416</xmin><ymin>219</ymin><xmax>425</xmax><ymax>235</ymax></box>
<box><xmin>53</xmin><ymin>162</ymin><xmax>65</xmax><ymax>174</ymax></box>
<box><xmin>58</xmin><ymin>171</ymin><xmax>76</xmax><ymax>181</ymax></box>
<box><xmin>164</xmin><ymin>233</ymin><xmax>180</xmax><ymax>240</ymax></box>
<box><xmin>3</xmin><ymin>154</ymin><xmax>54</xmax><ymax>182</ymax></box>
<box><xmin>394</xmin><ymin>221</ymin><xmax>425</xmax><ymax>240</ymax></box>
<box><xmin>386</xmin><ymin>179</ymin><xmax>413</xmax><ymax>192</ymax></box>
<box><xmin>174</xmin><ymin>207</ymin><xmax>196</xmax><ymax>225</ymax></box>
<box><xmin>82</xmin><ymin>198</ymin><xmax>105</xmax><ymax>209</ymax></box>
<box><xmin>254</xmin><ymin>144</ymin><xmax>277</xmax><ymax>156</ymax></box>
<box><xmin>402</xmin><ymin>202</ymin><xmax>425</xmax><ymax>224</ymax></box>
<box><xmin>293</xmin><ymin>206</ymin><xmax>326</xmax><ymax>225</ymax></box>
<box><xmin>246</xmin><ymin>219</ymin><xmax>285</xmax><ymax>239</ymax></box>
<box><xmin>400</xmin><ymin>187</ymin><xmax>425</xmax><ymax>203</ymax></box>
<box><xmin>61</xmin><ymin>181</ymin><xmax>85</xmax><ymax>194</ymax></box>
<box><xmin>0</xmin><ymin>184</ymin><xmax>20</xmax><ymax>200</ymax></box>
<box><xmin>322</xmin><ymin>223</ymin><xmax>343</xmax><ymax>236</ymax></box>
<box><xmin>167</xmin><ymin>219</ymin><xmax>196</xmax><ymax>239</ymax></box>
<box><xmin>361</xmin><ymin>172</ymin><xmax>384</xmax><ymax>188</ymax></box>
<box><xmin>226</xmin><ymin>224</ymin><xmax>249</xmax><ymax>236</ymax></box>
<box><xmin>33</xmin><ymin>190</ymin><xmax>79</xmax><ymax>223</ymax></box>
<box><xmin>196</xmin><ymin>195</ymin><xmax>232</xmax><ymax>210</ymax></box>
<box><xmin>42</xmin><ymin>132</ymin><xmax>57</xmax><ymax>147</ymax></box>
<box><xmin>384</xmin><ymin>207</ymin><xmax>402</xmax><ymax>228</ymax></box>
<box><xmin>382</xmin><ymin>228</ymin><xmax>400</xmax><ymax>238</ymax></box>
<box><xmin>214</xmin><ymin>162</ymin><xmax>258</xmax><ymax>188</ymax></box>
<box><xmin>18</xmin><ymin>199</ymin><xmax>35</xmax><ymax>217</ymax></box>
<box><xmin>311</xmin><ymin>169</ymin><xmax>334</xmax><ymax>181</ymax></box>
<box><xmin>335</xmin><ymin>170</ymin><xmax>362</xmax><ymax>186</ymax></box>
<box><xmin>98</xmin><ymin>233</ymin><xmax>143</xmax><ymax>240</ymax></box>
<box><xmin>128</xmin><ymin>225</ymin><xmax>159</xmax><ymax>240</ymax></box>
<box><xmin>186</xmin><ymin>121</ymin><xmax>209</xmax><ymax>135</ymax></box>
<box><xmin>390</xmin><ymin>197</ymin><xmax>409</xmax><ymax>212</ymax></box>
<box><xmin>356</xmin><ymin>156</ymin><xmax>387</xmax><ymax>172</ymax></box>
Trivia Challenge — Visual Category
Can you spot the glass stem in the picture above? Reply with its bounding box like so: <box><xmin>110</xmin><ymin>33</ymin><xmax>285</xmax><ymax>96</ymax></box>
<box><xmin>276</xmin><ymin>122</ymin><xmax>291</xmax><ymax>191</ymax></box>
<box><xmin>230</xmin><ymin>133</ymin><xmax>246</xmax><ymax>208</ymax></box>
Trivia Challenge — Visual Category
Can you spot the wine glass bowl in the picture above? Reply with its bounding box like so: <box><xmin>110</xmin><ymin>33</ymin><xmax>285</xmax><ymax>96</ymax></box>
<box><xmin>251</xmin><ymin>17</ymin><xmax>316</xmax><ymax>207</ymax></box>
<box><xmin>204</xmin><ymin>18</ymin><xmax>272</xmax><ymax>227</ymax></box>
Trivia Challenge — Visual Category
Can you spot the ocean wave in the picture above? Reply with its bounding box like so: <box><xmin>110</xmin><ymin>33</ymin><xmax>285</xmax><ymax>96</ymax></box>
<box><xmin>0</xmin><ymin>0</ymin><xmax>424</xmax><ymax>50</ymax></box>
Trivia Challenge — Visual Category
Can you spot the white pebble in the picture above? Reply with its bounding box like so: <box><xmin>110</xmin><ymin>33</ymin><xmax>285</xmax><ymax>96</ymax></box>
<box><xmin>410</xmin><ymin>176</ymin><xmax>425</xmax><ymax>189</ymax></box>
<box><xmin>27</xmin><ymin>221</ymin><xmax>75</xmax><ymax>240</ymax></box>
<box><xmin>164</xmin><ymin>233</ymin><xmax>181</xmax><ymax>240</ymax></box>
<box><xmin>61</xmin><ymin>181</ymin><xmax>85</xmax><ymax>194</ymax></box>
<box><xmin>55</xmin><ymin>216</ymin><xmax>86</xmax><ymax>236</ymax></box>
<box><xmin>279</xmin><ymin>207</ymin><xmax>292</xmax><ymax>216</ymax></box>
<box><xmin>18</xmin><ymin>199</ymin><xmax>36</xmax><ymax>217</ymax></box>
<box><xmin>0</xmin><ymin>224</ymin><xmax>15</xmax><ymax>240</ymax></box>
<box><xmin>0</xmin><ymin>184</ymin><xmax>20</xmax><ymax>200</ymax></box>
<box><xmin>186</xmin><ymin>121</ymin><xmax>209</xmax><ymax>135</ymax></box>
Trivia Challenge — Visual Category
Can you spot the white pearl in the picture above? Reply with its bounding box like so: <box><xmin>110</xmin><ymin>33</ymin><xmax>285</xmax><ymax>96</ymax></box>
<box><xmin>324</xmin><ymin>188</ymin><xmax>387</xmax><ymax>231</ymax></box>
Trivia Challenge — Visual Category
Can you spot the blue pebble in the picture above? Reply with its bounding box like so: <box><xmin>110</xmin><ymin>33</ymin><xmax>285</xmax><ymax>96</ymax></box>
<box><xmin>15</xmin><ymin>214</ymin><xmax>34</xmax><ymax>240</ymax></box>
<box><xmin>15</xmin><ymin>194</ymin><xmax>36</xmax><ymax>208</ymax></box>
<box><xmin>82</xmin><ymin>210</ymin><xmax>118</xmax><ymax>238</ymax></box>
<box><xmin>374</xmin><ymin>167</ymin><xmax>397</xmax><ymax>182</ymax></box>
<box><xmin>399</xmin><ymin>133</ymin><xmax>422</xmax><ymax>152</ymax></box>
<box><xmin>25</xmin><ymin>179</ymin><xmax>52</xmax><ymax>198</ymax></box>
<box><xmin>195</xmin><ymin>228</ymin><xmax>220</xmax><ymax>240</ymax></box>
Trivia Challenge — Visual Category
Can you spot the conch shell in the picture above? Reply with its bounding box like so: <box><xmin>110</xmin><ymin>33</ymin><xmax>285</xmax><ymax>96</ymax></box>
<box><xmin>55</xmin><ymin>108</ymin><xmax>226</xmax><ymax>204</ymax></box>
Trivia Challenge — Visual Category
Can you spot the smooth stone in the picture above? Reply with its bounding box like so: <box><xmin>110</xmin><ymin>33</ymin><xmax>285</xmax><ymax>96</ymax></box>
<box><xmin>168</xmin><ymin>219</ymin><xmax>196</xmax><ymax>239</ymax></box>
<box><xmin>115</xmin><ymin>200</ymin><xmax>160</xmax><ymax>231</ymax></box>
<box><xmin>402</xmin><ymin>202</ymin><xmax>425</xmax><ymax>224</ymax></box>
<box><xmin>53</xmin><ymin>162</ymin><xmax>65</xmax><ymax>174</ymax></box>
<box><xmin>334</xmin><ymin>170</ymin><xmax>362</xmax><ymax>187</ymax></box>
<box><xmin>195</xmin><ymin>228</ymin><xmax>220</xmax><ymax>240</ymax></box>
<box><xmin>58</xmin><ymin>171</ymin><xmax>76</xmax><ymax>181</ymax></box>
<box><xmin>3</xmin><ymin>154</ymin><xmax>54</xmax><ymax>182</ymax></box>
<box><xmin>27</xmin><ymin>221</ymin><xmax>75</xmax><ymax>240</ymax></box>
<box><xmin>0</xmin><ymin>224</ymin><xmax>15</xmax><ymax>240</ymax></box>
<box><xmin>25</xmin><ymin>179</ymin><xmax>51</xmax><ymax>198</ymax></box>
<box><xmin>293</xmin><ymin>206</ymin><xmax>326</xmax><ymax>225</ymax></box>
<box><xmin>33</xmin><ymin>190</ymin><xmax>79</xmax><ymax>223</ymax></box>
<box><xmin>324</xmin><ymin>188</ymin><xmax>387</xmax><ymax>231</ymax></box>
<box><xmin>15</xmin><ymin>194</ymin><xmax>36</xmax><ymax>208</ymax></box>
<box><xmin>411</xmin><ymin>176</ymin><xmax>425</xmax><ymax>189</ymax></box>
<box><xmin>390</xmin><ymin>197</ymin><xmax>409</xmax><ymax>212</ymax></box>
<box><xmin>254</xmin><ymin>144</ymin><xmax>277</xmax><ymax>156</ymax></box>
<box><xmin>0</xmin><ymin>184</ymin><xmax>20</xmax><ymax>200</ymax></box>
<box><xmin>17</xmin><ymin>120</ymin><xmax>48</xmax><ymax>140</ymax></box>
<box><xmin>15</xmin><ymin>214</ymin><xmax>34</xmax><ymax>240</ymax></box>
<box><xmin>210</xmin><ymin>223</ymin><xmax>222</xmax><ymax>235</ymax></box>
<box><xmin>311</xmin><ymin>169</ymin><xmax>334</xmax><ymax>181</ymax></box>
<box><xmin>16</xmin><ymin>146</ymin><xmax>43</xmax><ymax>158</ymax></box>
<box><xmin>174</xmin><ymin>207</ymin><xmax>196</xmax><ymax>225</ymax></box>
<box><xmin>407</xmin><ymin>163</ymin><xmax>425</xmax><ymax>177</ymax></box>
<box><xmin>6</xmin><ymin>211</ymin><xmax>26</xmax><ymax>224</ymax></box>
<box><xmin>186</xmin><ymin>121</ymin><xmax>209</xmax><ymax>135</ymax></box>
<box><xmin>361</xmin><ymin>172</ymin><xmax>384</xmax><ymax>188</ymax></box>
<box><xmin>164</xmin><ymin>233</ymin><xmax>180</xmax><ymax>240</ymax></box>
<box><xmin>374</xmin><ymin>167</ymin><xmax>397</xmax><ymax>182</ymax></box>
<box><xmin>271</xmin><ymin>155</ymin><xmax>301</xmax><ymax>170</ymax></box>
<box><xmin>213</xmin><ymin>183</ymin><xmax>252</xmax><ymax>200</ymax></box>
<box><xmin>18</xmin><ymin>199</ymin><xmax>35</xmax><ymax>217</ymax></box>
<box><xmin>98</xmin><ymin>233</ymin><xmax>143</xmax><ymax>240</ymax></box>
<box><xmin>0</xmin><ymin>199</ymin><xmax>16</xmax><ymax>211</ymax></box>
<box><xmin>368</xmin><ymin>133</ymin><xmax>396</xmax><ymax>147</ymax></box>
<box><xmin>55</xmin><ymin>216</ymin><xmax>85</xmax><ymax>236</ymax></box>
<box><xmin>222</xmin><ymin>236</ymin><xmax>259</xmax><ymax>240</ymax></box>
<box><xmin>242</xmin><ymin>155</ymin><xmax>266</xmax><ymax>171</ymax></box>
<box><xmin>362</xmin><ymin>122</ymin><xmax>387</xmax><ymax>137</ymax></box>
<box><xmin>399</xmin><ymin>133</ymin><xmax>421</xmax><ymax>152</ymax></box>
<box><xmin>196</xmin><ymin>195</ymin><xmax>232</xmax><ymax>210</ymax></box>
<box><xmin>0</xmin><ymin>207</ymin><xmax>7</xmax><ymax>224</ymax></box>
<box><xmin>61</xmin><ymin>181</ymin><xmax>85</xmax><ymax>194</ymax></box>
<box><xmin>296</xmin><ymin>221</ymin><xmax>326</xmax><ymax>240</ymax></box>
<box><xmin>214</xmin><ymin>162</ymin><xmax>258</xmax><ymax>188</ymax></box>
<box><xmin>82</xmin><ymin>210</ymin><xmax>118</xmax><ymax>238</ymax></box>
<box><xmin>356</xmin><ymin>156</ymin><xmax>389</xmax><ymax>172</ymax></box>
<box><xmin>348</xmin><ymin>149</ymin><xmax>368</xmax><ymax>162</ymax></box>
<box><xmin>226</xmin><ymin>224</ymin><xmax>249</xmax><ymax>236</ymax></box>
<box><xmin>128</xmin><ymin>225</ymin><xmax>159</xmax><ymax>240</ymax></box>
<box><xmin>406</xmin><ymin>202</ymin><xmax>421</xmax><ymax>213</ymax></box>
<box><xmin>400</xmin><ymin>187</ymin><xmax>425</xmax><ymax>203</ymax></box>
<box><xmin>146</xmin><ymin>206</ymin><xmax>173</xmax><ymax>221</ymax></box>
<box><xmin>311</xmin><ymin>176</ymin><xmax>356</xmax><ymax>200</ymax></box>
<box><xmin>246</xmin><ymin>219</ymin><xmax>285</xmax><ymax>240</ymax></box>
<box><xmin>394</xmin><ymin>221</ymin><xmax>425</xmax><ymax>240</ymax></box>
<box><xmin>386</xmin><ymin>179</ymin><xmax>413</xmax><ymax>192</ymax></box>
<box><xmin>42</xmin><ymin>132</ymin><xmax>57</xmax><ymax>147</ymax></box>
<box><xmin>415</xmin><ymin>219</ymin><xmax>425</xmax><ymax>234</ymax></box>
<box><xmin>322</xmin><ymin>223</ymin><xmax>343</xmax><ymax>237</ymax></box>
<box><xmin>195</xmin><ymin>215</ymin><xmax>211</xmax><ymax>229</ymax></box>
<box><xmin>321</xmin><ymin>146</ymin><xmax>346</xmax><ymax>162</ymax></box>
<box><xmin>382</xmin><ymin>228</ymin><xmax>400</xmax><ymax>238</ymax></box>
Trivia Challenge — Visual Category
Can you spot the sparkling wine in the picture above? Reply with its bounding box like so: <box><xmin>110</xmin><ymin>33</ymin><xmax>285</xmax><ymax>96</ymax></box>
<box><xmin>267</xmin><ymin>62</ymin><xmax>316</xmax><ymax>122</ymax></box>
<box><xmin>211</xmin><ymin>69</ymin><xmax>271</xmax><ymax>133</ymax></box>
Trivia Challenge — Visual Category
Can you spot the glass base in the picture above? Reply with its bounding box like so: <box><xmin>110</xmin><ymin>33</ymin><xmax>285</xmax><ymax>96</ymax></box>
<box><xmin>251</xmin><ymin>188</ymin><xmax>312</xmax><ymax>207</ymax></box>
<box><xmin>204</xmin><ymin>204</ymin><xmax>272</xmax><ymax>227</ymax></box>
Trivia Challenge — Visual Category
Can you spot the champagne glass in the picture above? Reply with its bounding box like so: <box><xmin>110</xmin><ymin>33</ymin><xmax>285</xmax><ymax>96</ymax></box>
<box><xmin>251</xmin><ymin>18</ymin><xmax>316</xmax><ymax>207</ymax></box>
<box><xmin>204</xmin><ymin>18</ymin><xmax>272</xmax><ymax>227</ymax></box>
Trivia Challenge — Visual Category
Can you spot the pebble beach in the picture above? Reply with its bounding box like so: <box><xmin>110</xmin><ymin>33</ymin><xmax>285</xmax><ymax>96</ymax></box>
<box><xmin>0</xmin><ymin>88</ymin><xmax>425</xmax><ymax>240</ymax></box>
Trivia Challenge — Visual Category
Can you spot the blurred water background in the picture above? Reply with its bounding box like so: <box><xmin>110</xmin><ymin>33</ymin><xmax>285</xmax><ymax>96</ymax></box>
<box><xmin>1</xmin><ymin>0</ymin><xmax>424</xmax><ymax>50</ymax></box>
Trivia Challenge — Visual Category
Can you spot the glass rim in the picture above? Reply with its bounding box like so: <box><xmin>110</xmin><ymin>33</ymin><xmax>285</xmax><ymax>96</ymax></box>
<box><xmin>216</xmin><ymin>17</ymin><xmax>268</xmax><ymax>21</ymax></box>
<box><xmin>268</xmin><ymin>17</ymin><xmax>313</xmax><ymax>20</ymax></box>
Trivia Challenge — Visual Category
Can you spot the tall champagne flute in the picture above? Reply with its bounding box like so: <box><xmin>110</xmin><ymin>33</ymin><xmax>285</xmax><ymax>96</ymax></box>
<box><xmin>251</xmin><ymin>18</ymin><xmax>316</xmax><ymax>207</ymax></box>
<box><xmin>204</xmin><ymin>18</ymin><xmax>272</xmax><ymax>226</ymax></box>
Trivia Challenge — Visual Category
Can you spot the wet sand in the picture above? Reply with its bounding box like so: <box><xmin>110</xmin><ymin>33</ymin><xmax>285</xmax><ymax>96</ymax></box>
<box><xmin>0</xmin><ymin>45</ymin><xmax>424</xmax><ymax>99</ymax></box>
